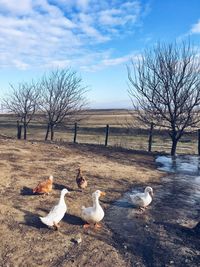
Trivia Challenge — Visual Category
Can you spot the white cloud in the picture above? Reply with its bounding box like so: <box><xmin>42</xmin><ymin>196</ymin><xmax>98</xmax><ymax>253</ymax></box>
<box><xmin>77</xmin><ymin>0</ymin><xmax>90</xmax><ymax>10</ymax></box>
<box><xmin>0</xmin><ymin>0</ymin><xmax>144</xmax><ymax>71</ymax></box>
<box><xmin>12</xmin><ymin>59</ymin><xmax>30</xmax><ymax>70</ymax></box>
<box><xmin>99</xmin><ymin>1</ymin><xmax>141</xmax><ymax>27</ymax></box>
<box><xmin>191</xmin><ymin>19</ymin><xmax>200</xmax><ymax>34</ymax></box>
<box><xmin>80</xmin><ymin>52</ymin><xmax>141</xmax><ymax>72</ymax></box>
<box><xmin>102</xmin><ymin>55</ymin><xmax>132</xmax><ymax>66</ymax></box>
<box><xmin>0</xmin><ymin>0</ymin><xmax>32</xmax><ymax>15</ymax></box>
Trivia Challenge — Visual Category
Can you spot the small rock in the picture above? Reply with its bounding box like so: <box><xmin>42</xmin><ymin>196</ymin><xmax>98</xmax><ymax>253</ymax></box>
<box><xmin>76</xmin><ymin>237</ymin><xmax>82</xmax><ymax>244</ymax></box>
<box><xmin>72</xmin><ymin>234</ymin><xmax>82</xmax><ymax>244</ymax></box>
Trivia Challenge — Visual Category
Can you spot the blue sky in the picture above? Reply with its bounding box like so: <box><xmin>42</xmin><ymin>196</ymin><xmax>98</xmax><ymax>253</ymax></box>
<box><xmin>0</xmin><ymin>0</ymin><xmax>200</xmax><ymax>108</ymax></box>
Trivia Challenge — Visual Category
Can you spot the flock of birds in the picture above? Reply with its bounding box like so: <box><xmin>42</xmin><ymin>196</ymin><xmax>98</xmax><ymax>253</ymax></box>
<box><xmin>32</xmin><ymin>167</ymin><xmax>154</xmax><ymax>230</ymax></box>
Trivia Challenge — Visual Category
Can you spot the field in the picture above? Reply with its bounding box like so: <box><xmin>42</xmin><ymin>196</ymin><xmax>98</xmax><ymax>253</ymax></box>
<box><xmin>0</xmin><ymin>110</ymin><xmax>199</xmax><ymax>266</ymax></box>
<box><xmin>0</xmin><ymin>136</ymin><xmax>161</xmax><ymax>266</ymax></box>
<box><xmin>0</xmin><ymin>109</ymin><xmax>198</xmax><ymax>154</ymax></box>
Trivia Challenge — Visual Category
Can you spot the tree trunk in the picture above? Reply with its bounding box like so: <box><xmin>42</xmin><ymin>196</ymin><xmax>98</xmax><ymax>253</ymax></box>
<box><xmin>50</xmin><ymin>125</ymin><xmax>54</xmax><ymax>141</ymax></box>
<box><xmin>148</xmin><ymin>122</ymin><xmax>154</xmax><ymax>152</ymax></box>
<box><xmin>198</xmin><ymin>130</ymin><xmax>200</xmax><ymax>155</ymax></box>
<box><xmin>17</xmin><ymin>121</ymin><xmax>22</xmax><ymax>139</ymax></box>
<box><xmin>45</xmin><ymin>124</ymin><xmax>50</xmax><ymax>141</ymax></box>
<box><xmin>171</xmin><ymin>138</ymin><xmax>178</xmax><ymax>156</ymax></box>
<box><xmin>23</xmin><ymin>121</ymin><xmax>27</xmax><ymax>140</ymax></box>
<box><xmin>105</xmin><ymin>124</ymin><xmax>109</xmax><ymax>146</ymax></box>
<box><xmin>74</xmin><ymin>122</ymin><xmax>77</xmax><ymax>143</ymax></box>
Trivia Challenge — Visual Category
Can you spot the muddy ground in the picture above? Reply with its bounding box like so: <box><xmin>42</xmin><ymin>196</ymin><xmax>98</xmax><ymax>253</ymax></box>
<box><xmin>0</xmin><ymin>136</ymin><xmax>162</xmax><ymax>267</ymax></box>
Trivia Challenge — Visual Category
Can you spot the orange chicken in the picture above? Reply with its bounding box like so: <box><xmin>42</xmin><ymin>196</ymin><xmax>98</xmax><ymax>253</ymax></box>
<box><xmin>76</xmin><ymin>168</ymin><xmax>87</xmax><ymax>190</ymax></box>
<box><xmin>33</xmin><ymin>175</ymin><xmax>53</xmax><ymax>194</ymax></box>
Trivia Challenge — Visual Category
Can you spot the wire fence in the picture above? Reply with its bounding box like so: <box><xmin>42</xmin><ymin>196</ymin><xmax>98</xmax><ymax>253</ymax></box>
<box><xmin>0</xmin><ymin>117</ymin><xmax>199</xmax><ymax>155</ymax></box>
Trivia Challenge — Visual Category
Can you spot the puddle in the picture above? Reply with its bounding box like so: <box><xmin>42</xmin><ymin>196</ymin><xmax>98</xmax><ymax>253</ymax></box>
<box><xmin>106</xmin><ymin>155</ymin><xmax>200</xmax><ymax>267</ymax></box>
<box><xmin>156</xmin><ymin>155</ymin><xmax>200</xmax><ymax>175</ymax></box>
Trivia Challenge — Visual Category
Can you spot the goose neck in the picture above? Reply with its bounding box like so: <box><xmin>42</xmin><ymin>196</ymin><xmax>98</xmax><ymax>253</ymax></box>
<box><xmin>58</xmin><ymin>193</ymin><xmax>66</xmax><ymax>205</ymax></box>
<box><xmin>93</xmin><ymin>196</ymin><xmax>100</xmax><ymax>208</ymax></box>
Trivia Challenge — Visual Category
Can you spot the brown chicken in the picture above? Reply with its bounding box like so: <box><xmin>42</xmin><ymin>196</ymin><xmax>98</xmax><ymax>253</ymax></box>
<box><xmin>33</xmin><ymin>175</ymin><xmax>53</xmax><ymax>194</ymax></box>
<box><xmin>76</xmin><ymin>168</ymin><xmax>87</xmax><ymax>190</ymax></box>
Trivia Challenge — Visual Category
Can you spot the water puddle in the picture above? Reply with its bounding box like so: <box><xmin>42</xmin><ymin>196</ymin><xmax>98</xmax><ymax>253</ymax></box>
<box><xmin>106</xmin><ymin>155</ymin><xmax>200</xmax><ymax>267</ymax></box>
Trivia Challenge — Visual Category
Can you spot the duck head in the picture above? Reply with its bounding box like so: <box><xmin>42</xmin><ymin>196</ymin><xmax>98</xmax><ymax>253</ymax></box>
<box><xmin>145</xmin><ymin>186</ymin><xmax>153</xmax><ymax>197</ymax></box>
<box><xmin>49</xmin><ymin>175</ymin><xmax>54</xmax><ymax>182</ymax></box>
<box><xmin>92</xmin><ymin>190</ymin><xmax>106</xmax><ymax>199</ymax></box>
<box><xmin>61</xmin><ymin>188</ymin><xmax>69</xmax><ymax>196</ymax></box>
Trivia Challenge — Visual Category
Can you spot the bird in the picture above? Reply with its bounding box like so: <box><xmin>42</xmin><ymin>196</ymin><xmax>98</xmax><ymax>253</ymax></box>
<box><xmin>33</xmin><ymin>175</ymin><xmax>53</xmax><ymax>195</ymax></box>
<box><xmin>81</xmin><ymin>190</ymin><xmax>106</xmax><ymax>229</ymax></box>
<box><xmin>130</xmin><ymin>186</ymin><xmax>153</xmax><ymax>210</ymax></box>
<box><xmin>76</xmin><ymin>167</ymin><xmax>88</xmax><ymax>190</ymax></box>
<box><xmin>40</xmin><ymin>188</ymin><xmax>69</xmax><ymax>230</ymax></box>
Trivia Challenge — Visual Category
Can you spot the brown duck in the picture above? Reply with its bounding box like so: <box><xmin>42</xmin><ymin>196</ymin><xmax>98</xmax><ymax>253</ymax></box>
<box><xmin>76</xmin><ymin>167</ymin><xmax>87</xmax><ymax>190</ymax></box>
<box><xmin>33</xmin><ymin>175</ymin><xmax>53</xmax><ymax>195</ymax></box>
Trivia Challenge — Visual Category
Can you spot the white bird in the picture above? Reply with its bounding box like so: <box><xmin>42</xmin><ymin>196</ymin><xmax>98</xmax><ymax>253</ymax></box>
<box><xmin>40</xmin><ymin>188</ymin><xmax>69</xmax><ymax>230</ymax></box>
<box><xmin>81</xmin><ymin>190</ymin><xmax>106</xmax><ymax>229</ymax></box>
<box><xmin>130</xmin><ymin>186</ymin><xmax>153</xmax><ymax>210</ymax></box>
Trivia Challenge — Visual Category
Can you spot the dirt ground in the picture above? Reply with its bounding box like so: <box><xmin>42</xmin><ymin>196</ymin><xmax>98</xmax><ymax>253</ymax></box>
<box><xmin>0</xmin><ymin>135</ymin><xmax>162</xmax><ymax>267</ymax></box>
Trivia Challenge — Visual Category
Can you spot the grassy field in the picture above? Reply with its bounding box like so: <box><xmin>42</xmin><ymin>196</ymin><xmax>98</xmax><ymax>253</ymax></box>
<box><xmin>0</xmin><ymin>136</ymin><xmax>162</xmax><ymax>267</ymax></box>
<box><xmin>0</xmin><ymin>109</ymin><xmax>198</xmax><ymax>154</ymax></box>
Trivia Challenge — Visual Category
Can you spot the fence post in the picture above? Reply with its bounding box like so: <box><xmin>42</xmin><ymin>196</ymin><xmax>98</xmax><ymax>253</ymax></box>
<box><xmin>148</xmin><ymin>122</ymin><xmax>154</xmax><ymax>152</ymax></box>
<box><xmin>74</xmin><ymin>122</ymin><xmax>77</xmax><ymax>143</ymax></box>
<box><xmin>17</xmin><ymin>121</ymin><xmax>22</xmax><ymax>140</ymax></box>
<box><xmin>105</xmin><ymin>124</ymin><xmax>109</xmax><ymax>146</ymax></box>
<box><xmin>198</xmin><ymin>129</ymin><xmax>200</xmax><ymax>155</ymax></box>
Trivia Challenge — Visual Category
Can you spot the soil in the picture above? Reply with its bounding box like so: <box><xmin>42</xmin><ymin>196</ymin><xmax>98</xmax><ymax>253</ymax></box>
<box><xmin>0</xmin><ymin>136</ymin><xmax>161</xmax><ymax>267</ymax></box>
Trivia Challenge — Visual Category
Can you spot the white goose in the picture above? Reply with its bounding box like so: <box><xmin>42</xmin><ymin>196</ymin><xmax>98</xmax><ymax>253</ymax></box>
<box><xmin>40</xmin><ymin>188</ymin><xmax>69</xmax><ymax>230</ymax></box>
<box><xmin>130</xmin><ymin>186</ymin><xmax>153</xmax><ymax>210</ymax></box>
<box><xmin>81</xmin><ymin>190</ymin><xmax>106</xmax><ymax>229</ymax></box>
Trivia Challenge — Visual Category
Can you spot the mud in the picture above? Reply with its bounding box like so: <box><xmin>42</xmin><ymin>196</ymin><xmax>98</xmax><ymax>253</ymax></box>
<box><xmin>106</xmin><ymin>155</ymin><xmax>200</xmax><ymax>267</ymax></box>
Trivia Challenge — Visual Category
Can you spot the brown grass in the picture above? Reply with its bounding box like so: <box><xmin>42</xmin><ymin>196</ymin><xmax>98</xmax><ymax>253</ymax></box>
<box><xmin>0</xmin><ymin>137</ymin><xmax>161</xmax><ymax>266</ymax></box>
<box><xmin>0</xmin><ymin>109</ymin><xmax>198</xmax><ymax>154</ymax></box>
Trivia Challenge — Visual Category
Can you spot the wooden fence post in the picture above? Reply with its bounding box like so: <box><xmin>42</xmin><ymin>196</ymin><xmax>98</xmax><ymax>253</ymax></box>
<box><xmin>198</xmin><ymin>129</ymin><xmax>200</xmax><ymax>155</ymax></box>
<box><xmin>17</xmin><ymin>121</ymin><xmax>22</xmax><ymax>140</ymax></box>
<box><xmin>105</xmin><ymin>124</ymin><xmax>109</xmax><ymax>146</ymax></box>
<box><xmin>148</xmin><ymin>122</ymin><xmax>154</xmax><ymax>152</ymax></box>
<box><xmin>74</xmin><ymin>122</ymin><xmax>77</xmax><ymax>143</ymax></box>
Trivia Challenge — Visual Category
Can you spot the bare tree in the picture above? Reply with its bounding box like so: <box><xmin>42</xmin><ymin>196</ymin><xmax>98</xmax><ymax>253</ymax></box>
<box><xmin>4</xmin><ymin>82</ymin><xmax>41</xmax><ymax>139</ymax></box>
<box><xmin>40</xmin><ymin>69</ymin><xmax>88</xmax><ymax>141</ymax></box>
<box><xmin>127</xmin><ymin>41</ymin><xmax>200</xmax><ymax>155</ymax></box>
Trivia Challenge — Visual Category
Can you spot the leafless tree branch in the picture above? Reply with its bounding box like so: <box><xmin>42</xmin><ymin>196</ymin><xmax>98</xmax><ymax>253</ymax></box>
<box><xmin>127</xmin><ymin>41</ymin><xmax>200</xmax><ymax>155</ymax></box>
<box><xmin>40</xmin><ymin>69</ymin><xmax>88</xmax><ymax>141</ymax></box>
<box><xmin>3</xmin><ymin>82</ymin><xmax>41</xmax><ymax>139</ymax></box>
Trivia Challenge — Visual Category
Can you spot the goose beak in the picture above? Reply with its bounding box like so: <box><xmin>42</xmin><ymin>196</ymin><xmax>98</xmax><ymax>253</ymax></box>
<box><xmin>100</xmin><ymin>191</ymin><xmax>106</xmax><ymax>197</ymax></box>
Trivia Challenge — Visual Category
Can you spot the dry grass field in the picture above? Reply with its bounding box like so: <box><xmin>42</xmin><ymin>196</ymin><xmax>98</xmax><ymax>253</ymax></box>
<box><xmin>0</xmin><ymin>109</ymin><xmax>198</xmax><ymax>154</ymax></box>
<box><xmin>0</xmin><ymin>136</ymin><xmax>161</xmax><ymax>266</ymax></box>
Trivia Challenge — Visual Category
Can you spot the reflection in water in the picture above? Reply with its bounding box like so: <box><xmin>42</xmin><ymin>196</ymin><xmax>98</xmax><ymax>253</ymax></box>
<box><xmin>106</xmin><ymin>155</ymin><xmax>200</xmax><ymax>267</ymax></box>
<box><xmin>155</xmin><ymin>155</ymin><xmax>200</xmax><ymax>176</ymax></box>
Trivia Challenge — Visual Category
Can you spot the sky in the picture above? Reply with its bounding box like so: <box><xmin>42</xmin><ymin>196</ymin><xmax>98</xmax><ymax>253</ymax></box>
<box><xmin>0</xmin><ymin>0</ymin><xmax>200</xmax><ymax>109</ymax></box>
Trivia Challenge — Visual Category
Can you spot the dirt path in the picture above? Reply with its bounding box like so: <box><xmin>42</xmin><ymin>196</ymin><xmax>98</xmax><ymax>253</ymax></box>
<box><xmin>0</xmin><ymin>137</ymin><xmax>161</xmax><ymax>267</ymax></box>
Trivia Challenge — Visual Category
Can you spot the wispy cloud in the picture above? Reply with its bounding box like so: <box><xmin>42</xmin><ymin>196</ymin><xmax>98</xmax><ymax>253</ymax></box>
<box><xmin>0</xmin><ymin>0</ymin><xmax>145</xmax><ymax>70</ymax></box>
<box><xmin>190</xmin><ymin>19</ymin><xmax>200</xmax><ymax>34</ymax></box>
<box><xmin>99</xmin><ymin>2</ymin><xmax>140</xmax><ymax>27</ymax></box>
<box><xmin>80</xmin><ymin>52</ymin><xmax>141</xmax><ymax>72</ymax></box>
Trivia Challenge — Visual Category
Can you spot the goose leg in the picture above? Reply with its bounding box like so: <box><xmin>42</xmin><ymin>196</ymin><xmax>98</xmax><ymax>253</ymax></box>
<box><xmin>94</xmin><ymin>223</ymin><xmax>101</xmax><ymax>229</ymax></box>
<box><xmin>83</xmin><ymin>223</ymin><xmax>90</xmax><ymax>229</ymax></box>
<box><xmin>139</xmin><ymin>207</ymin><xmax>145</xmax><ymax>212</ymax></box>
<box><xmin>53</xmin><ymin>222</ymin><xmax>60</xmax><ymax>230</ymax></box>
